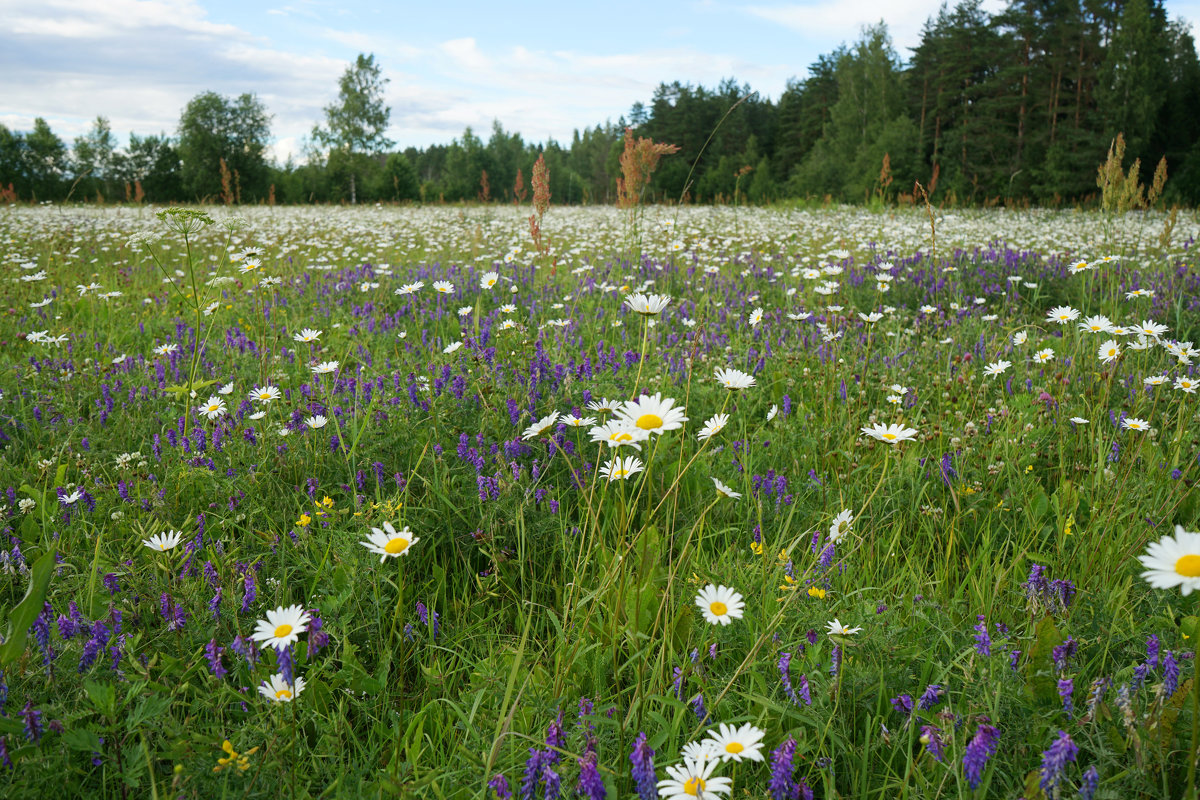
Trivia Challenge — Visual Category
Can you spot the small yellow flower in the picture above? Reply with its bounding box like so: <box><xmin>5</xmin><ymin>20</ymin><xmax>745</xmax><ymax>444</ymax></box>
<box><xmin>778</xmin><ymin>575</ymin><xmax>797</xmax><ymax>592</ymax></box>
<box><xmin>320</xmin><ymin>496</ymin><xmax>334</xmax><ymax>509</ymax></box>
<box><xmin>1063</xmin><ymin>514</ymin><xmax>1075</xmax><ymax>537</ymax></box>
<box><xmin>807</xmin><ymin>586</ymin><xmax>827</xmax><ymax>600</ymax></box>
<box><xmin>750</xmin><ymin>540</ymin><xmax>763</xmax><ymax>556</ymax></box>
<box><xmin>777</xmin><ymin>550</ymin><xmax>789</xmax><ymax>564</ymax></box>
<box><xmin>296</xmin><ymin>513</ymin><xmax>312</xmax><ymax>528</ymax></box>
<box><xmin>1024</xmin><ymin>465</ymin><xmax>1034</xmax><ymax>474</ymax></box>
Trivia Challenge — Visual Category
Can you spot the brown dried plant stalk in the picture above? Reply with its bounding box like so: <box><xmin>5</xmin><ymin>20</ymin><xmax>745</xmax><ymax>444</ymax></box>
<box><xmin>528</xmin><ymin>153</ymin><xmax>551</xmax><ymax>269</ymax></box>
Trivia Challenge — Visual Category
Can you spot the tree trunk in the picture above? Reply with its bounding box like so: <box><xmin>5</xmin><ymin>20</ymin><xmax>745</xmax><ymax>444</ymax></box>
<box><xmin>350</xmin><ymin>172</ymin><xmax>357</xmax><ymax>205</ymax></box>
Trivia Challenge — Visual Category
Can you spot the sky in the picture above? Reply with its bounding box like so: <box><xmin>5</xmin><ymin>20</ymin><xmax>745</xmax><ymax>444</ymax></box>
<box><xmin>3</xmin><ymin>0</ymin><xmax>1200</xmax><ymax>164</ymax></box>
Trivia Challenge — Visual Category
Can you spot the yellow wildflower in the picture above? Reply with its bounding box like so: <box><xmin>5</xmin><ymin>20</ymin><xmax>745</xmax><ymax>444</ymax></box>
<box><xmin>807</xmin><ymin>586</ymin><xmax>826</xmax><ymax>600</ymax></box>
<box><xmin>296</xmin><ymin>513</ymin><xmax>312</xmax><ymax>528</ymax></box>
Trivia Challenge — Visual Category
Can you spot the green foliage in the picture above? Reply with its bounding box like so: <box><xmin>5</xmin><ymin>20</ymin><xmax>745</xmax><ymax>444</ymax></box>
<box><xmin>177</xmin><ymin>91</ymin><xmax>272</xmax><ymax>202</ymax></box>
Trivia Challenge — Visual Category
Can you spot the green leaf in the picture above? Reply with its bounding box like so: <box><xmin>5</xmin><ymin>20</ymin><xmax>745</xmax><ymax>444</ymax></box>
<box><xmin>1024</xmin><ymin>615</ymin><xmax>1065</xmax><ymax>706</ymax></box>
<box><xmin>1181</xmin><ymin>616</ymin><xmax>1199</xmax><ymax>640</ymax></box>
<box><xmin>63</xmin><ymin>727</ymin><xmax>104</xmax><ymax>752</ymax></box>
<box><xmin>0</xmin><ymin>548</ymin><xmax>57</xmax><ymax>666</ymax></box>
<box><xmin>84</xmin><ymin>680</ymin><xmax>117</xmax><ymax>717</ymax></box>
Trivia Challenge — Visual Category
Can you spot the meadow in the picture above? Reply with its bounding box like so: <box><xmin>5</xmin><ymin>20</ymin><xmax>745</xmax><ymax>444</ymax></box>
<box><xmin>1</xmin><ymin>200</ymin><xmax>1200</xmax><ymax>799</ymax></box>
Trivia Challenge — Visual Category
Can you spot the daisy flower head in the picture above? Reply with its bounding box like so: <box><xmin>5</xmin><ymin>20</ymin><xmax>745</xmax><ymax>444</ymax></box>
<box><xmin>1137</xmin><ymin>319</ymin><xmax>1168</xmax><ymax>339</ymax></box>
<box><xmin>250</xmin><ymin>385</ymin><xmax>281</xmax><ymax>404</ymax></box>
<box><xmin>695</xmin><ymin>584</ymin><xmax>745</xmax><ymax>626</ymax></box>
<box><xmin>702</xmin><ymin>723</ymin><xmax>766</xmax><ymax>763</ymax></box>
<box><xmin>1068</xmin><ymin>259</ymin><xmax>1092</xmax><ymax>274</ymax></box>
<box><xmin>199</xmin><ymin>396</ymin><xmax>226</xmax><ymax>420</ymax></box>
<box><xmin>1078</xmin><ymin>315</ymin><xmax>1112</xmax><ymax>334</ymax></box>
<box><xmin>1046</xmin><ymin>306</ymin><xmax>1080</xmax><ymax>325</ymax></box>
<box><xmin>1012</xmin><ymin>330</ymin><xmax>1028</xmax><ymax>346</ymax></box>
<box><xmin>480</xmin><ymin>271</ymin><xmax>499</xmax><ymax>289</ymax></box>
<box><xmin>217</xmin><ymin>382</ymin><xmax>234</xmax><ymax>395</ymax></box>
<box><xmin>586</xmin><ymin>397</ymin><xmax>619</xmax><ymax>415</ymax></box>
<box><xmin>395</xmin><ymin>281</ymin><xmax>424</xmax><ymax>296</ymax></box>
<box><xmin>305</xmin><ymin>415</ymin><xmax>327</xmax><ymax>430</ymax></box>
<box><xmin>311</xmin><ymin>360</ymin><xmax>339</xmax><ymax>375</ymax></box>
<box><xmin>861</xmin><ymin>422</ymin><xmax>918</xmax><ymax>445</ymax></box>
<box><xmin>920</xmin><ymin>304</ymin><xmax>938</xmax><ymax>314</ymax></box>
<box><xmin>153</xmin><ymin>343</ymin><xmax>179</xmax><ymax>356</ymax></box>
<box><xmin>589</xmin><ymin>419</ymin><xmax>649</xmax><ymax>450</ymax></box>
<box><xmin>983</xmin><ymin>360</ymin><xmax>1011</xmax><ymax>377</ymax></box>
<box><xmin>1139</xmin><ymin>525</ymin><xmax>1200</xmax><ymax>595</ymax></box>
<box><xmin>1175</xmin><ymin>376</ymin><xmax>1197</xmax><ymax>394</ymax></box>
<box><xmin>618</xmin><ymin>392</ymin><xmax>687</xmax><ymax>436</ymax></box>
<box><xmin>1121</xmin><ymin>417</ymin><xmax>1150</xmax><ymax>432</ymax></box>
<box><xmin>1097</xmin><ymin>340</ymin><xmax>1121</xmax><ymax>364</ymax></box>
<box><xmin>624</xmin><ymin>292</ymin><xmax>671</xmax><ymax>316</ymax></box>
<box><xmin>766</xmin><ymin>404</ymin><xmax>778</xmax><ymax>422</ymax></box>
<box><xmin>237</xmin><ymin>256</ymin><xmax>261</xmax><ymax>274</ymax></box>
<box><xmin>292</xmin><ymin>328</ymin><xmax>322</xmax><ymax>343</ymax></box>
<box><xmin>360</xmin><ymin>521</ymin><xmax>419</xmax><ymax>562</ymax></box>
<box><xmin>522</xmin><ymin>411</ymin><xmax>560</xmax><ymax>440</ymax></box>
<box><xmin>657</xmin><ymin>756</ymin><xmax>731</xmax><ymax>800</ymax></box>
<box><xmin>715</xmin><ymin>367</ymin><xmax>755</xmax><ymax>390</ymax></box>
<box><xmin>1126</xmin><ymin>288</ymin><xmax>1153</xmax><ymax>299</ymax></box>
<box><xmin>604</xmin><ymin>455</ymin><xmax>645</xmax><ymax>481</ymax></box>
<box><xmin>696</xmin><ymin>413</ymin><xmax>729</xmax><ymax>442</ymax></box>
<box><xmin>251</xmin><ymin>604</ymin><xmax>311</xmax><ymax>650</ymax></box>
<box><xmin>748</xmin><ymin>307</ymin><xmax>764</xmax><ymax>327</ymax></box>
<box><xmin>826</xmin><ymin>618</ymin><xmax>863</xmax><ymax>637</ymax></box>
<box><xmin>258</xmin><ymin>674</ymin><xmax>306</xmax><ymax>703</ymax></box>
<box><xmin>1143</xmin><ymin>375</ymin><xmax>1168</xmax><ymax>386</ymax></box>
<box><xmin>432</xmin><ymin>280</ymin><xmax>454</xmax><ymax>294</ymax></box>
<box><xmin>143</xmin><ymin>530</ymin><xmax>183</xmax><ymax>552</ymax></box>
<box><xmin>1033</xmin><ymin>348</ymin><xmax>1055</xmax><ymax>364</ymax></box>
<box><xmin>1069</xmin><ymin>417</ymin><xmax>1089</xmax><ymax>425</ymax></box>
<box><xmin>561</xmin><ymin>414</ymin><xmax>596</xmax><ymax>428</ymax></box>
<box><xmin>680</xmin><ymin>740</ymin><xmax>722</xmax><ymax>763</ymax></box>
<box><xmin>711</xmin><ymin>476</ymin><xmax>741</xmax><ymax>499</ymax></box>
<box><xmin>443</xmin><ymin>341</ymin><xmax>463</xmax><ymax>354</ymax></box>
<box><xmin>829</xmin><ymin>509</ymin><xmax>853</xmax><ymax>543</ymax></box>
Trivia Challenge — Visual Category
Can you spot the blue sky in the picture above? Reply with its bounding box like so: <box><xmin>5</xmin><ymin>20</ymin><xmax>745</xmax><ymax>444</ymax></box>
<box><xmin>3</xmin><ymin>0</ymin><xmax>1199</xmax><ymax>163</ymax></box>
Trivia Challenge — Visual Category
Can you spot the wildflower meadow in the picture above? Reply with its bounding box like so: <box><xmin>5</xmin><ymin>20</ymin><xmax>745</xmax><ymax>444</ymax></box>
<box><xmin>3</xmin><ymin>197</ymin><xmax>1200</xmax><ymax>800</ymax></box>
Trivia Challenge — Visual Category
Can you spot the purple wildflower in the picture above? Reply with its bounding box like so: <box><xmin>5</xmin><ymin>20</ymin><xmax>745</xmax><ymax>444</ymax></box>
<box><xmin>691</xmin><ymin>693</ymin><xmax>708</xmax><ymax>723</ymax></box>
<box><xmin>962</xmin><ymin>722</ymin><xmax>1000</xmax><ymax>789</ymax></box>
<box><xmin>920</xmin><ymin>725</ymin><xmax>944</xmax><ymax>762</ymax></box>
<box><xmin>1163</xmin><ymin>651</ymin><xmax>1180</xmax><ymax>697</ymax></box>
<box><xmin>891</xmin><ymin>694</ymin><xmax>913</xmax><ymax>716</ymax></box>
<box><xmin>308</xmin><ymin>609</ymin><xmax>329</xmax><ymax>656</ymax></box>
<box><xmin>1079</xmin><ymin>765</ymin><xmax>1099</xmax><ymax>800</ymax></box>
<box><xmin>1038</xmin><ymin>730</ymin><xmax>1078</xmax><ymax>797</ymax></box>
<box><xmin>629</xmin><ymin>732</ymin><xmax>656</xmax><ymax>800</ymax></box>
<box><xmin>768</xmin><ymin>737</ymin><xmax>797</xmax><ymax>800</ymax></box>
<box><xmin>973</xmin><ymin>615</ymin><xmax>991</xmax><ymax>656</ymax></box>
<box><xmin>488</xmin><ymin>773</ymin><xmax>512</xmax><ymax>798</ymax></box>
<box><xmin>575</xmin><ymin>751</ymin><xmax>605</xmax><ymax>800</ymax></box>
<box><xmin>20</xmin><ymin>702</ymin><xmax>43</xmax><ymax>743</ymax></box>
<box><xmin>1058</xmin><ymin>677</ymin><xmax>1074</xmax><ymax>715</ymax></box>
<box><xmin>205</xmin><ymin>640</ymin><xmax>227</xmax><ymax>679</ymax></box>
<box><xmin>917</xmin><ymin>685</ymin><xmax>942</xmax><ymax>710</ymax></box>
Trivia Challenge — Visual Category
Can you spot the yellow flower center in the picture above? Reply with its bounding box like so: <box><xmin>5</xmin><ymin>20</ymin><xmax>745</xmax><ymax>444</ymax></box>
<box><xmin>636</xmin><ymin>413</ymin><xmax>663</xmax><ymax>430</ymax></box>
<box><xmin>725</xmin><ymin>742</ymin><xmax>744</xmax><ymax>754</ymax></box>
<box><xmin>882</xmin><ymin>433</ymin><xmax>896</xmax><ymax>441</ymax></box>
<box><xmin>1176</xmin><ymin>554</ymin><xmax>1200</xmax><ymax>577</ymax></box>
<box><xmin>710</xmin><ymin>601</ymin><xmax>728</xmax><ymax>616</ymax></box>
<box><xmin>614</xmin><ymin>469</ymin><xmax>628</xmax><ymax>478</ymax></box>
<box><xmin>273</xmin><ymin>624</ymin><xmax>293</xmax><ymax>638</ymax></box>
<box><xmin>613</xmin><ymin>432</ymin><xmax>632</xmax><ymax>442</ymax></box>
<box><xmin>683</xmin><ymin>777</ymin><xmax>705</xmax><ymax>796</ymax></box>
<box><xmin>275</xmin><ymin>689</ymin><xmax>292</xmax><ymax>700</ymax></box>
<box><xmin>385</xmin><ymin>537</ymin><xmax>409</xmax><ymax>554</ymax></box>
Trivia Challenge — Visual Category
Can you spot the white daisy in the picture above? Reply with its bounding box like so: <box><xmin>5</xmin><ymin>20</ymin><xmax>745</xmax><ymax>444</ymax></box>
<box><xmin>715</xmin><ymin>367</ymin><xmax>756</xmax><ymax>390</ymax></box>
<box><xmin>696</xmin><ymin>413</ymin><xmax>729</xmax><ymax>442</ymax></box>
<box><xmin>305</xmin><ymin>415</ymin><xmax>327</xmax><ymax>429</ymax></box>
<box><xmin>624</xmin><ymin>292</ymin><xmax>671</xmax><ymax>316</ymax></box>
<box><xmin>826</xmin><ymin>618</ymin><xmax>863</xmax><ymax>636</ymax></box>
<box><xmin>695</xmin><ymin>584</ymin><xmax>745</xmax><ymax>626</ymax></box>
<box><xmin>199</xmin><ymin>396</ymin><xmax>226</xmax><ymax>420</ymax></box>
<box><xmin>711</xmin><ymin>477</ymin><xmax>741</xmax><ymax>499</ymax></box>
<box><xmin>1121</xmin><ymin>417</ymin><xmax>1150</xmax><ymax>431</ymax></box>
<box><xmin>829</xmin><ymin>509</ymin><xmax>853</xmax><ymax>543</ymax></box>
<box><xmin>522</xmin><ymin>411</ymin><xmax>561</xmax><ymax>440</ymax></box>
<box><xmin>1139</xmin><ymin>525</ymin><xmax>1200</xmax><ymax>595</ymax></box>
<box><xmin>604</xmin><ymin>456</ymin><xmax>644</xmax><ymax>481</ymax></box>
<box><xmin>258</xmin><ymin>673</ymin><xmax>306</xmax><ymax>703</ymax></box>
<box><xmin>617</xmin><ymin>393</ymin><xmax>688</xmax><ymax>436</ymax></box>
<box><xmin>250</xmin><ymin>385</ymin><xmax>281</xmax><ymax>404</ymax></box>
<box><xmin>311</xmin><ymin>361</ymin><xmax>339</xmax><ymax>375</ymax></box>
<box><xmin>983</xmin><ymin>360</ymin><xmax>1011</xmax><ymax>377</ymax></box>
<box><xmin>250</xmin><ymin>604</ymin><xmax>311</xmax><ymax>650</ymax></box>
<box><xmin>360</xmin><ymin>521</ymin><xmax>420</xmax><ymax>562</ymax></box>
<box><xmin>292</xmin><ymin>328</ymin><xmax>322</xmax><ymax>343</ymax></box>
<box><xmin>702</xmin><ymin>722</ymin><xmax>766</xmax><ymax>763</ymax></box>
<box><xmin>657</xmin><ymin>756</ymin><xmax>732</xmax><ymax>800</ymax></box>
<box><xmin>589</xmin><ymin>420</ymin><xmax>649</xmax><ymax>451</ymax></box>
<box><xmin>861</xmin><ymin>422</ymin><xmax>918</xmax><ymax>444</ymax></box>
<box><xmin>143</xmin><ymin>530</ymin><xmax>183</xmax><ymax>552</ymax></box>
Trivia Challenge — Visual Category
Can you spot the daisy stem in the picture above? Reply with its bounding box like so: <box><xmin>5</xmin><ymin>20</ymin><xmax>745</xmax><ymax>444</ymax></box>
<box><xmin>1170</xmin><ymin>401</ymin><xmax>1190</xmax><ymax>472</ymax></box>
<box><xmin>859</xmin><ymin>448</ymin><xmax>891</xmax><ymax>517</ymax></box>
<box><xmin>1189</xmin><ymin>630</ymin><xmax>1200</xmax><ymax>800</ymax></box>
<box><xmin>632</xmin><ymin>315</ymin><xmax>650</xmax><ymax>398</ymax></box>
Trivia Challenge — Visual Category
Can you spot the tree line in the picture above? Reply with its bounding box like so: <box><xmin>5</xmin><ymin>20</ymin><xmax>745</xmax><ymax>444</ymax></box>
<box><xmin>2</xmin><ymin>0</ymin><xmax>1197</xmax><ymax>207</ymax></box>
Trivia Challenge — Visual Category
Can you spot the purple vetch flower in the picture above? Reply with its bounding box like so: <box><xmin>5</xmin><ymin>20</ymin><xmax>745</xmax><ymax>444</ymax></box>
<box><xmin>1038</xmin><ymin>730</ymin><xmax>1078</xmax><ymax>797</ymax></box>
<box><xmin>1052</xmin><ymin>637</ymin><xmax>1077</xmax><ymax>672</ymax></box>
<box><xmin>890</xmin><ymin>694</ymin><xmax>914</xmax><ymax>716</ymax></box>
<box><xmin>671</xmin><ymin>667</ymin><xmax>684</xmax><ymax>700</ymax></box>
<box><xmin>0</xmin><ymin>668</ymin><xmax>7</xmax><ymax>716</ymax></box>
<box><xmin>1079</xmin><ymin>765</ymin><xmax>1099</xmax><ymax>800</ymax></box>
<box><xmin>919</xmin><ymin>725</ymin><xmax>944</xmax><ymax>762</ymax></box>
<box><xmin>308</xmin><ymin>609</ymin><xmax>329</xmax><ymax>656</ymax></box>
<box><xmin>20</xmin><ymin>702</ymin><xmax>43</xmax><ymax>743</ymax></box>
<box><xmin>102</xmin><ymin>573</ymin><xmax>121</xmax><ymax>595</ymax></box>
<box><xmin>278</xmin><ymin>645</ymin><xmax>294</xmax><ymax>687</ymax></box>
<box><xmin>962</xmin><ymin>722</ymin><xmax>1000</xmax><ymax>789</ymax></box>
<box><xmin>0</xmin><ymin>735</ymin><xmax>9</xmax><ymax>769</ymax></box>
<box><xmin>205</xmin><ymin>639</ymin><xmax>226</xmax><ymax>679</ymax></box>
<box><xmin>691</xmin><ymin>693</ymin><xmax>708</xmax><ymax>723</ymax></box>
<box><xmin>575</xmin><ymin>751</ymin><xmax>605</xmax><ymax>800</ymax></box>
<box><xmin>540</xmin><ymin>764</ymin><xmax>561</xmax><ymax>800</ymax></box>
<box><xmin>917</xmin><ymin>684</ymin><xmax>942</xmax><ymax>710</ymax></box>
<box><xmin>973</xmin><ymin>615</ymin><xmax>991</xmax><ymax>656</ymax></box>
<box><xmin>768</xmin><ymin>737</ymin><xmax>798</xmax><ymax>800</ymax></box>
<box><xmin>520</xmin><ymin>748</ymin><xmax>554</xmax><ymax>800</ymax></box>
<box><xmin>1057</xmin><ymin>677</ymin><xmax>1074</xmax><ymax>715</ymax></box>
<box><xmin>78</xmin><ymin>621</ymin><xmax>111</xmax><ymax>673</ymax></box>
<box><xmin>629</xmin><ymin>732</ymin><xmax>656</xmax><ymax>800</ymax></box>
<box><xmin>1145</xmin><ymin>634</ymin><xmax>1160</xmax><ymax>670</ymax></box>
<box><xmin>545</xmin><ymin>710</ymin><xmax>565</xmax><ymax>759</ymax></box>
<box><xmin>830</xmin><ymin>644</ymin><xmax>841</xmax><ymax>676</ymax></box>
<box><xmin>1163</xmin><ymin>651</ymin><xmax>1180</xmax><ymax>697</ymax></box>
<box><xmin>488</xmin><ymin>773</ymin><xmax>512</xmax><ymax>798</ymax></box>
<box><xmin>1009</xmin><ymin>649</ymin><xmax>1022</xmax><ymax>671</ymax></box>
<box><xmin>240</xmin><ymin>567</ymin><xmax>257</xmax><ymax>612</ymax></box>
<box><xmin>230</xmin><ymin>634</ymin><xmax>258</xmax><ymax>669</ymax></box>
